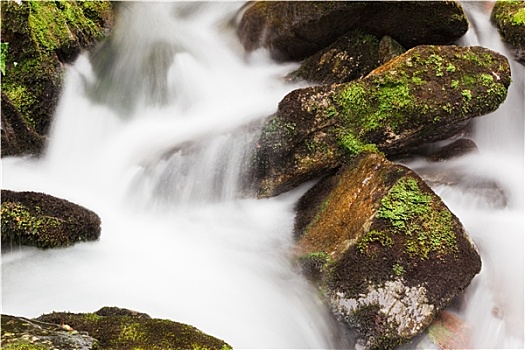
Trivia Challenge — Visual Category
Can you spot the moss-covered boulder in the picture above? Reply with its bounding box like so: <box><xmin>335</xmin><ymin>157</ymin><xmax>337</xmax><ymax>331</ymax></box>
<box><xmin>1</xmin><ymin>91</ymin><xmax>45</xmax><ymax>157</ymax></box>
<box><xmin>1</xmin><ymin>1</ymin><xmax>113</xmax><ymax>156</ymax></box>
<box><xmin>250</xmin><ymin>45</ymin><xmax>511</xmax><ymax>197</ymax></box>
<box><xmin>295</xmin><ymin>153</ymin><xmax>481</xmax><ymax>350</ymax></box>
<box><xmin>1</xmin><ymin>314</ymin><xmax>98</xmax><ymax>350</ymax></box>
<box><xmin>238</xmin><ymin>1</ymin><xmax>468</xmax><ymax>61</ymax></box>
<box><xmin>288</xmin><ymin>30</ymin><xmax>381</xmax><ymax>85</ymax></box>
<box><xmin>491</xmin><ymin>0</ymin><xmax>525</xmax><ymax>64</ymax></box>
<box><xmin>1</xmin><ymin>190</ymin><xmax>101</xmax><ymax>250</ymax></box>
<box><xmin>35</xmin><ymin>307</ymin><xmax>232</xmax><ymax>350</ymax></box>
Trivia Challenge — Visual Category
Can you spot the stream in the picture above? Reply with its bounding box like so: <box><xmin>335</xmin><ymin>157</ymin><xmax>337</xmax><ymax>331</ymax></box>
<box><xmin>2</xmin><ymin>2</ymin><xmax>523</xmax><ymax>349</ymax></box>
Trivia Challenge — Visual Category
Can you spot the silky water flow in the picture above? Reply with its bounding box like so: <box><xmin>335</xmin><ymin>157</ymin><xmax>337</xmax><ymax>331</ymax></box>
<box><xmin>2</xmin><ymin>2</ymin><xmax>524</xmax><ymax>349</ymax></box>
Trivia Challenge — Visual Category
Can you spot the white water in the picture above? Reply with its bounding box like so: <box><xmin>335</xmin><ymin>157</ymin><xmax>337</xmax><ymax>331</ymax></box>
<box><xmin>1</xmin><ymin>2</ymin><xmax>523</xmax><ymax>349</ymax></box>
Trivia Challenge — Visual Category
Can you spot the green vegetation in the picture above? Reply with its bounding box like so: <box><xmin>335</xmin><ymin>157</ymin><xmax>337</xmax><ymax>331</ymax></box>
<box><xmin>512</xmin><ymin>8</ymin><xmax>525</xmax><ymax>25</ymax></box>
<box><xmin>1</xmin><ymin>202</ymin><xmax>60</xmax><ymax>240</ymax></box>
<box><xmin>2</xmin><ymin>340</ymin><xmax>51</xmax><ymax>350</ymax></box>
<box><xmin>392</xmin><ymin>263</ymin><xmax>404</xmax><ymax>276</ymax></box>
<box><xmin>1</xmin><ymin>42</ymin><xmax>7</xmax><ymax>75</ymax></box>
<box><xmin>339</xmin><ymin>132</ymin><xmax>379</xmax><ymax>156</ymax></box>
<box><xmin>359</xmin><ymin>177</ymin><xmax>458</xmax><ymax>259</ymax></box>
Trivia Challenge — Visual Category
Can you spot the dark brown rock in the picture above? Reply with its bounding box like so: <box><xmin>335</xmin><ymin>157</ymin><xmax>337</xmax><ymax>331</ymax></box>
<box><xmin>238</xmin><ymin>1</ymin><xmax>468</xmax><ymax>61</ymax></box>
<box><xmin>296</xmin><ymin>153</ymin><xmax>481</xmax><ymax>349</ymax></box>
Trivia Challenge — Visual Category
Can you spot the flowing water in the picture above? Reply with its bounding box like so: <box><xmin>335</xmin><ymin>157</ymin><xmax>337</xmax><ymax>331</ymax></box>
<box><xmin>1</xmin><ymin>2</ymin><xmax>523</xmax><ymax>349</ymax></box>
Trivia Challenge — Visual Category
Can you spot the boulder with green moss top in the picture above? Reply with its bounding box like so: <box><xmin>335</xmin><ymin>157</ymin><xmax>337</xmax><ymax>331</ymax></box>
<box><xmin>0</xmin><ymin>1</ymin><xmax>113</xmax><ymax>156</ymax></box>
<box><xmin>250</xmin><ymin>45</ymin><xmax>511</xmax><ymax>197</ymax></box>
<box><xmin>491</xmin><ymin>0</ymin><xmax>525</xmax><ymax>64</ymax></box>
<box><xmin>237</xmin><ymin>1</ymin><xmax>468</xmax><ymax>61</ymax></box>
<box><xmin>295</xmin><ymin>152</ymin><xmax>481</xmax><ymax>350</ymax></box>
<box><xmin>35</xmin><ymin>307</ymin><xmax>232</xmax><ymax>350</ymax></box>
<box><xmin>1</xmin><ymin>190</ymin><xmax>101</xmax><ymax>250</ymax></box>
<box><xmin>288</xmin><ymin>30</ymin><xmax>381</xmax><ymax>85</ymax></box>
<box><xmin>1</xmin><ymin>314</ymin><xmax>98</xmax><ymax>350</ymax></box>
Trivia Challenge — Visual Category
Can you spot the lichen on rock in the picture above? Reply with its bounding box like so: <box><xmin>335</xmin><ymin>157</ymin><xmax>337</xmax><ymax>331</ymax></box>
<box><xmin>491</xmin><ymin>0</ymin><xmax>525</xmax><ymax>64</ymax></box>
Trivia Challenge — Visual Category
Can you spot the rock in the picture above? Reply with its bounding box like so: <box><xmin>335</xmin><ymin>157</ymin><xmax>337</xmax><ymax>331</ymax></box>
<box><xmin>1</xmin><ymin>91</ymin><xmax>45</xmax><ymax>157</ymax></box>
<box><xmin>295</xmin><ymin>153</ymin><xmax>482</xmax><ymax>350</ymax></box>
<box><xmin>378</xmin><ymin>35</ymin><xmax>406</xmax><ymax>64</ymax></box>
<box><xmin>36</xmin><ymin>307</ymin><xmax>233</xmax><ymax>350</ymax></box>
<box><xmin>427</xmin><ymin>311</ymin><xmax>471</xmax><ymax>349</ymax></box>
<box><xmin>1</xmin><ymin>190</ymin><xmax>101</xmax><ymax>249</ymax></box>
<box><xmin>1</xmin><ymin>314</ymin><xmax>98</xmax><ymax>350</ymax></box>
<box><xmin>491</xmin><ymin>0</ymin><xmax>525</xmax><ymax>64</ymax></box>
<box><xmin>251</xmin><ymin>45</ymin><xmax>511</xmax><ymax>197</ymax></box>
<box><xmin>288</xmin><ymin>30</ymin><xmax>381</xmax><ymax>85</ymax></box>
<box><xmin>238</xmin><ymin>1</ymin><xmax>468</xmax><ymax>61</ymax></box>
<box><xmin>1</xmin><ymin>1</ymin><xmax>114</xmax><ymax>156</ymax></box>
<box><xmin>426</xmin><ymin>138</ymin><xmax>479</xmax><ymax>162</ymax></box>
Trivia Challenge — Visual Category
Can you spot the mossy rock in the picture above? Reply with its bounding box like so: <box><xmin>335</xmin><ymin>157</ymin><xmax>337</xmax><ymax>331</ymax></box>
<box><xmin>1</xmin><ymin>91</ymin><xmax>45</xmax><ymax>157</ymax></box>
<box><xmin>491</xmin><ymin>0</ymin><xmax>525</xmax><ymax>64</ymax></box>
<box><xmin>1</xmin><ymin>190</ymin><xmax>101</xmax><ymax>250</ymax></box>
<box><xmin>295</xmin><ymin>153</ymin><xmax>481</xmax><ymax>350</ymax></box>
<box><xmin>36</xmin><ymin>307</ymin><xmax>232</xmax><ymax>350</ymax></box>
<box><xmin>250</xmin><ymin>45</ymin><xmax>511</xmax><ymax>197</ymax></box>
<box><xmin>0</xmin><ymin>1</ymin><xmax>113</xmax><ymax>156</ymax></box>
<box><xmin>238</xmin><ymin>1</ymin><xmax>468</xmax><ymax>61</ymax></box>
<box><xmin>1</xmin><ymin>314</ymin><xmax>98</xmax><ymax>350</ymax></box>
<box><xmin>288</xmin><ymin>30</ymin><xmax>381</xmax><ymax>85</ymax></box>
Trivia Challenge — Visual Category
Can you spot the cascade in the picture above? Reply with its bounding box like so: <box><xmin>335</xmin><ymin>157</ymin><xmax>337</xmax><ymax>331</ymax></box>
<box><xmin>2</xmin><ymin>2</ymin><xmax>523</xmax><ymax>349</ymax></box>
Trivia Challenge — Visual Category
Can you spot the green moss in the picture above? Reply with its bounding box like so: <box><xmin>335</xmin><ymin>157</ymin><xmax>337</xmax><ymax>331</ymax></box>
<box><xmin>1</xmin><ymin>42</ymin><xmax>7</xmax><ymax>75</ymax></box>
<box><xmin>2</xmin><ymin>340</ymin><xmax>51</xmax><ymax>350</ymax></box>
<box><xmin>392</xmin><ymin>263</ymin><xmax>404</xmax><ymax>276</ymax></box>
<box><xmin>1</xmin><ymin>201</ymin><xmax>62</xmax><ymax>248</ymax></box>
<box><xmin>339</xmin><ymin>132</ymin><xmax>380</xmax><ymax>156</ymax></box>
<box><xmin>512</xmin><ymin>7</ymin><xmax>525</xmax><ymax>25</ymax></box>
<box><xmin>361</xmin><ymin>177</ymin><xmax>458</xmax><ymax>259</ymax></box>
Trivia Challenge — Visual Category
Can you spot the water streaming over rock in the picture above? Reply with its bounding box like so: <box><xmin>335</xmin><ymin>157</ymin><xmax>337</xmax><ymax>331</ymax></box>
<box><xmin>2</xmin><ymin>2</ymin><xmax>523</xmax><ymax>349</ymax></box>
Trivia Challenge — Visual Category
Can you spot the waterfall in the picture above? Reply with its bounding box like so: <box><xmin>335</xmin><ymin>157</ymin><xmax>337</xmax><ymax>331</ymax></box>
<box><xmin>2</xmin><ymin>2</ymin><xmax>523</xmax><ymax>349</ymax></box>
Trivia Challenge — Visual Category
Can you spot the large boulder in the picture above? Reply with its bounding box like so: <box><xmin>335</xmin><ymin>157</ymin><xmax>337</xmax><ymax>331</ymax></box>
<box><xmin>1</xmin><ymin>190</ymin><xmax>101</xmax><ymax>249</ymax></box>
<box><xmin>491</xmin><ymin>0</ymin><xmax>525</xmax><ymax>64</ymax></box>
<box><xmin>1</xmin><ymin>1</ymin><xmax>113</xmax><ymax>156</ymax></box>
<box><xmin>238</xmin><ymin>1</ymin><xmax>468</xmax><ymax>61</ymax></box>
<box><xmin>251</xmin><ymin>45</ymin><xmax>511</xmax><ymax>197</ymax></box>
<box><xmin>295</xmin><ymin>153</ymin><xmax>482</xmax><ymax>350</ymax></box>
<box><xmin>35</xmin><ymin>307</ymin><xmax>232</xmax><ymax>350</ymax></box>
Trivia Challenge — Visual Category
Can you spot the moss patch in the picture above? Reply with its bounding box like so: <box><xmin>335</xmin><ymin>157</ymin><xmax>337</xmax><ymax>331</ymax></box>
<box><xmin>362</xmin><ymin>176</ymin><xmax>459</xmax><ymax>260</ymax></box>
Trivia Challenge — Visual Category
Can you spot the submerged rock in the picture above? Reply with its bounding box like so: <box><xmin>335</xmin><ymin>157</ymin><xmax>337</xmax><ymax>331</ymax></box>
<box><xmin>1</xmin><ymin>315</ymin><xmax>98</xmax><ymax>350</ymax></box>
<box><xmin>295</xmin><ymin>153</ymin><xmax>482</xmax><ymax>349</ymax></box>
<box><xmin>238</xmin><ymin>1</ymin><xmax>468</xmax><ymax>61</ymax></box>
<box><xmin>1</xmin><ymin>190</ymin><xmax>101</xmax><ymax>249</ymax></box>
<box><xmin>288</xmin><ymin>30</ymin><xmax>381</xmax><ymax>85</ymax></box>
<box><xmin>426</xmin><ymin>138</ymin><xmax>479</xmax><ymax>162</ymax></box>
<box><xmin>36</xmin><ymin>307</ymin><xmax>232</xmax><ymax>350</ymax></box>
<box><xmin>0</xmin><ymin>1</ymin><xmax>114</xmax><ymax>156</ymax></box>
<box><xmin>251</xmin><ymin>45</ymin><xmax>511</xmax><ymax>197</ymax></box>
<box><xmin>491</xmin><ymin>0</ymin><xmax>525</xmax><ymax>64</ymax></box>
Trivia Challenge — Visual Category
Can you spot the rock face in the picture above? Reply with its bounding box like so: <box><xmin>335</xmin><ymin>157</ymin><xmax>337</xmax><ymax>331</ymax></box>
<box><xmin>251</xmin><ymin>45</ymin><xmax>511</xmax><ymax>197</ymax></box>
<box><xmin>1</xmin><ymin>315</ymin><xmax>98</xmax><ymax>350</ymax></box>
<box><xmin>1</xmin><ymin>190</ymin><xmax>101</xmax><ymax>249</ymax></box>
<box><xmin>35</xmin><ymin>307</ymin><xmax>232</xmax><ymax>350</ymax></box>
<box><xmin>238</xmin><ymin>1</ymin><xmax>468</xmax><ymax>61</ymax></box>
<box><xmin>1</xmin><ymin>1</ymin><xmax>113</xmax><ymax>156</ymax></box>
<box><xmin>288</xmin><ymin>30</ymin><xmax>381</xmax><ymax>85</ymax></box>
<box><xmin>295</xmin><ymin>153</ymin><xmax>482</xmax><ymax>350</ymax></box>
<box><xmin>491</xmin><ymin>0</ymin><xmax>525</xmax><ymax>64</ymax></box>
<box><xmin>1</xmin><ymin>91</ymin><xmax>45</xmax><ymax>157</ymax></box>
